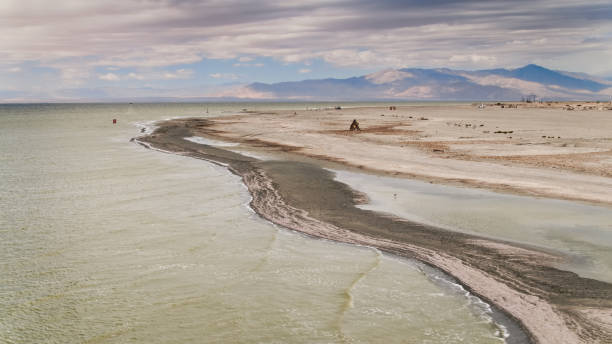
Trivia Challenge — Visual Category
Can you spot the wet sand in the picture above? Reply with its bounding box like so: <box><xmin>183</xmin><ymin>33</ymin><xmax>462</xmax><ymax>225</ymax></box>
<box><xmin>199</xmin><ymin>103</ymin><xmax>612</xmax><ymax>206</ymax></box>
<box><xmin>138</xmin><ymin>117</ymin><xmax>612</xmax><ymax>344</ymax></box>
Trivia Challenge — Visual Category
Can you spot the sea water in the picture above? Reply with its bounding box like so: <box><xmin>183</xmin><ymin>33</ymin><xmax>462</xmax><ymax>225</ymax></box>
<box><xmin>1</xmin><ymin>103</ymin><xmax>506</xmax><ymax>343</ymax></box>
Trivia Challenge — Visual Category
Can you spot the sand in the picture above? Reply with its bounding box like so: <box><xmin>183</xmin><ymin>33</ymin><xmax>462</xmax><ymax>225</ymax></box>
<box><xmin>136</xmin><ymin>104</ymin><xmax>612</xmax><ymax>344</ymax></box>
<box><xmin>201</xmin><ymin>103</ymin><xmax>612</xmax><ymax>206</ymax></box>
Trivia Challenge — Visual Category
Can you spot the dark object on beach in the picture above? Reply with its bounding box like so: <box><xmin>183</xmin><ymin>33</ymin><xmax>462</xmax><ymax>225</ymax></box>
<box><xmin>349</xmin><ymin>119</ymin><xmax>361</xmax><ymax>131</ymax></box>
<box><xmin>141</xmin><ymin>128</ymin><xmax>146</xmax><ymax>133</ymax></box>
<box><xmin>335</xmin><ymin>106</ymin><xmax>342</xmax><ymax>110</ymax></box>
<box><xmin>113</xmin><ymin>119</ymin><xmax>117</xmax><ymax>124</ymax></box>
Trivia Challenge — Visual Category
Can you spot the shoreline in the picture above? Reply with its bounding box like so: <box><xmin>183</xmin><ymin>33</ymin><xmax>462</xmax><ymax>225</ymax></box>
<box><xmin>137</xmin><ymin>118</ymin><xmax>612</xmax><ymax>343</ymax></box>
<box><xmin>198</xmin><ymin>104</ymin><xmax>612</xmax><ymax>207</ymax></box>
<box><xmin>133</xmin><ymin>126</ymin><xmax>531</xmax><ymax>344</ymax></box>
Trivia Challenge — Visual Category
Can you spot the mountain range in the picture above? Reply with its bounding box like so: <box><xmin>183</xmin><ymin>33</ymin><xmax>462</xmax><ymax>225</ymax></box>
<box><xmin>241</xmin><ymin>64</ymin><xmax>612</xmax><ymax>101</ymax></box>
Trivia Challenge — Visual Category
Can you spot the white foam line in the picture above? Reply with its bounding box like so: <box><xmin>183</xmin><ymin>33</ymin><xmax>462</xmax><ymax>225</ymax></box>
<box><xmin>230</xmin><ymin>149</ymin><xmax>269</xmax><ymax>160</ymax></box>
<box><xmin>418</xmin><ymin>263</ymin><xmax>509</xmax><ymax>341</ymax></box>
<box><xmin>133</xmin><ymin>115</ymin><xmax>208</xmax><ymax>135</ymax></box>
<box><xmin>185</xmin><ymin>136</ymin><xmax>240</xmax><ymax>147</ymax></box>
<box><xmin>133</xmin><ymin>120</ymin><xmax>160</xmax><ymax>134</ymax></box>
<box><xmin>239</xmin><ymin>182</ymin><xmax>258</xmax><ymax>215</ymax></box>
<box><xmin>133</xmin><ymin>138</ymin><xmax>230</xmax><ymax>169</ymax></box>
<box><xmin>191</xmin><ymin>155</ymin><xmax>229</xmax><ymax>167</ymax></box>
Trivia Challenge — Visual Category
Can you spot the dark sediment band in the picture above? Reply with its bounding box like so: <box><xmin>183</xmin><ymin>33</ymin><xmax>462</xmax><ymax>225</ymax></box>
<box><xmin>138</xmin><ymin>118</ymin><xmax>612</xmax><ymax>344</ymax></box>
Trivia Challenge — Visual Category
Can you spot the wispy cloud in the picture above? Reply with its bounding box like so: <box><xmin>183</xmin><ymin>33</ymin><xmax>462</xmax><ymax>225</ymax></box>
<box><xmin>2</xmin><ymin>0</ymin><xmax>611</xmax><ymax>100</ymax></box>
<box><xmin>2</xmin><ymin>0</ymin><xmax>610</xmax><ymax>71</ymax></box>
<box><xmin>233</xmin><ymin>62</ymin><xmax>264</xmax><ymax>67</ymax></box>
<box><xmin>108</xmin><ymin>69</ymin><xmax>195</xmax><ymax>81</ymax></box>
<box><xmin>210</xmin><ymin>73</ymin><xmax>239</xmax><ymax>80</ymax></box>
<box><xmin>127</xmin><ymin>72</ymin><xmax>145</xmax><ymax>80</ymax></box>
<box><xmin>98</xmin><ymin>73</ymin><xmax>120</xmax><ymax>81</ymax></box>
<box><xmin>162</xmin><ymin>69</ymin><xmax>194</xmax><ymax>79</ymax></box>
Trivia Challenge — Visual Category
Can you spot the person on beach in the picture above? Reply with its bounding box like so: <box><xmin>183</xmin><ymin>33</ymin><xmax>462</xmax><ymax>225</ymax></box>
<box><xmin>350</xmin><ymin>119</ymin><xmax>361</xmax><ymax>131</ymax></box>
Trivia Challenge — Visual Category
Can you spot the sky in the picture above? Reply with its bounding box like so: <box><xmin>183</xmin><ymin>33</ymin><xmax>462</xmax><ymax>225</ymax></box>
<box><xmin>1</xmin><ymin>0</ymin><xmax>612</xmax><ymax>101</ymax></box>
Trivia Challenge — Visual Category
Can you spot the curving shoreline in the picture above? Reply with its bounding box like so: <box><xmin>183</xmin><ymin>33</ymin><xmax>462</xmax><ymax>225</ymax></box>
<box><xmin>200</xmin><ymin>104</ymin><xmax>612</xmax><ymax>207</ymax></box>
<box><xmin>137</xmin><ymin>118</ymin><xmax>612</xmax><ymax>344</ymax></box>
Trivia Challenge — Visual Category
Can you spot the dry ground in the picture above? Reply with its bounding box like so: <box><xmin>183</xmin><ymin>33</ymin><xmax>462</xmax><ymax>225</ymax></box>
<box><xmin>199</xmin><ymin>102</ymin><xmax>612</xmax><ymax>205</ymax></box>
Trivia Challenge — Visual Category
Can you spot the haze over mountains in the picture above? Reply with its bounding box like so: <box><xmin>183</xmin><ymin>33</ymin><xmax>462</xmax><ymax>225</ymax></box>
<box><xmin>5</xmin><ymin>64</ymin><xmax>611</xmax><ymax>103</ymax></box>
<box><xmin>242</xmin><ymin>64</ymin><xmax>612</xmax><ymax>101</ymax></box>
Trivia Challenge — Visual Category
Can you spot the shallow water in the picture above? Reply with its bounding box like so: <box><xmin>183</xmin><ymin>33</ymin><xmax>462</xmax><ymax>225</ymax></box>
<box><xmin>333</xmin><ymin>170</ymin><xmax>612</xmax><ymax>283</ymax></box>
<box><xmin>1</xmin><ymin>103</ymin><xmax>506</xmax><ymax>343</ymax></box>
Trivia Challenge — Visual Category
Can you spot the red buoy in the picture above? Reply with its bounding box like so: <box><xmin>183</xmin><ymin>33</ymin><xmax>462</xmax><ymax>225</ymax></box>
<box><xmin>113</xmin><ymin>119</ymin><xmax>117</xmax><ymax>124</ymax></box>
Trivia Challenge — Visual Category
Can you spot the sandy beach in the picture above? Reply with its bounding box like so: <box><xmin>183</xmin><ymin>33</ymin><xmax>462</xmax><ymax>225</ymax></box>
<box><xmin>203</xmin><ymin>102</ymin><xmax>612</xmax><ymax>206</ymax></box>
<box><xmin>138</xmin><ymin>103</ymin><xmax>612</xmax><ymax>344</ymax></box>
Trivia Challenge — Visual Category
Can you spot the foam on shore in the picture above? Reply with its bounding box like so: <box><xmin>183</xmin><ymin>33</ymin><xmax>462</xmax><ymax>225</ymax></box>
<box><xmin>184</xmin><ymin>136</ymin><xmax>240</xmax><ymax>147</ymax></box>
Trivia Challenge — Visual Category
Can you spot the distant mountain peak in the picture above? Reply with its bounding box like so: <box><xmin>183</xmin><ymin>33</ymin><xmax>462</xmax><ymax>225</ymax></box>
<box><xmin>365</xmin><ymin>69</ymin><xmax>413</xmax><ymax>84</ymax></box>
<box><xmin>241</xmin><ymin>65</ymin><xmax>611</xmax><ymax>101</ymax></box>
<box><xmin>517</xmin><ymin>63</ymin><xmax>546</xmax><ymax>70</ymax></box>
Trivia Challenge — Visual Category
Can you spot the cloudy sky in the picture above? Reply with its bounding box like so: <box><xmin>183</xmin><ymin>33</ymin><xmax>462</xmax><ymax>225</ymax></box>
<box><xmin>2</xmin><ymin>0</ymin><xmax>611</xmax><ymax>101</ymax></box>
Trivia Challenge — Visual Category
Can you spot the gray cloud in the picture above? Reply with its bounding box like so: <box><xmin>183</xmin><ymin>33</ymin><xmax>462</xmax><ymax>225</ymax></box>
<box><xmin>1</xmin><ymin>0</ymin><xmax>611</xmax><ymax>76</ymax></box>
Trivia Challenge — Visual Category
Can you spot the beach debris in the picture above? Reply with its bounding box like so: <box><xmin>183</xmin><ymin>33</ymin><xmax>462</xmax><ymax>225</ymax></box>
<box><xmin>113</xmin><ymin>118</ymin><xmax>117</xmax><ymax>124</ymax></box>
<box><xmin>349</xmin><ymin>119</ymin><xmax>361</xmax><ymax>131</ymax></box>
<box><xmin>389</xmin><ymin>106</ymin><xmax>397</xmax><ymax>110</ymax></box>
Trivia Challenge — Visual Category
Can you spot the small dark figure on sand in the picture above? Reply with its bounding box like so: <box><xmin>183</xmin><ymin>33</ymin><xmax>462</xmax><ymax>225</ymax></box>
<box><xmin>349</xmin><ymin>119</ymin><xmax>361</xmax><ymax>131</ymax></box>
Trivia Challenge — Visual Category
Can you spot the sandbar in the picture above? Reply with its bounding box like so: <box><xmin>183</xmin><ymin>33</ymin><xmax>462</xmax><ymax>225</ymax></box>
<box><xmin>136</xmin><ymin>104</ymin><xmax>612</xmax><ymax>344</ymax></box>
